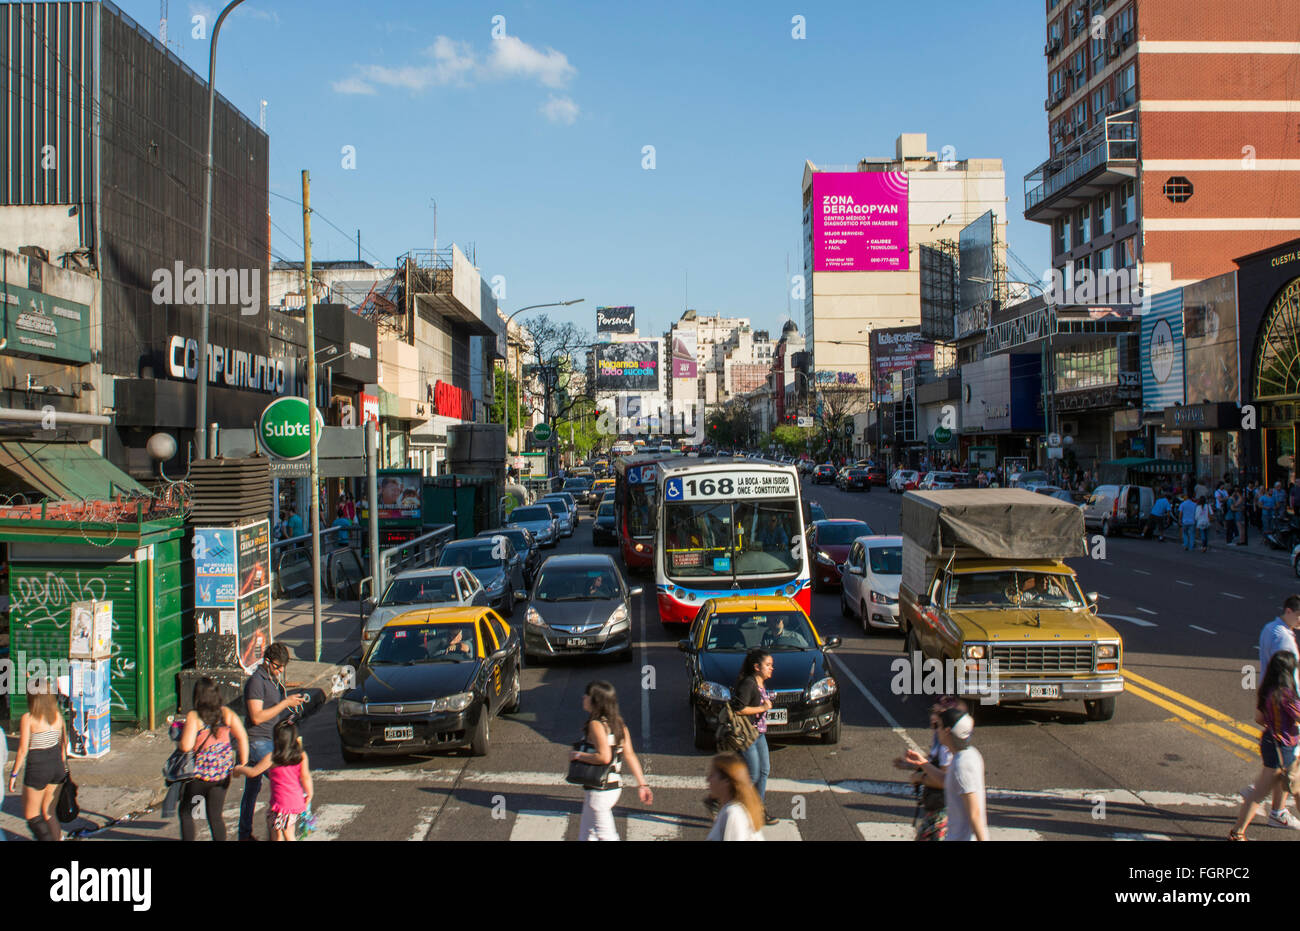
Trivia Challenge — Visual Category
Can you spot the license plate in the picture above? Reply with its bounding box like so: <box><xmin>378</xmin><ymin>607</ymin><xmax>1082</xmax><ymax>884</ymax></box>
<box><xmin>1028</xmin><ymin>685</ymin><xmax>1061</xmax><ymax>699</ymax></box>
<box><xmin>384</xmin><ymin>725</ymin><xmax>414</xmax><ymax>741</ymax></box>
<box><xmin>566</xmin><ymin>637</ymin><xmax>587</xmax><ymax>647</ymax></box>
<box><xmin>766</xmin><ymin>708</ymin><xmax>789</xmax><ymax>725</ymax></box>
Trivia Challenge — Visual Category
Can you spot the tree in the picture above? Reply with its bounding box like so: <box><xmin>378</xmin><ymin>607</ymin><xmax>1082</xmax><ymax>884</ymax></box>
<box><xmin>706</xmin><ymin>399</ymin><xmax>754</xmax><ymax>448</ymax></box>
<box><xmin>520</xmin><ymin>315</ymin><xmax>594</xmax><ymax>473</ymax></box>
<box><xmin>771</xmin><ymin>424</ymin><xmax>815</xmax><ymax>455</ymax></box>
<box><xmin>489</xmin><ymin>367</ymin><xmax>521</xmax><ymax>435</ymax></box>
<box><xmin>556</xmin><ymin>395</ymin><xmax>603</xmax><ymax>462</ymax></box>
<box><xmin>813</xmin><ymin>379</ymin><xmax>872</xmax><ymax>459</ymax></box>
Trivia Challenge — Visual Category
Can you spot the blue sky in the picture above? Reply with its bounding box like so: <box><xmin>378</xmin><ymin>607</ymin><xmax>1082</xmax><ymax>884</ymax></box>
<box><xmin>119</xmin><ymin>0</ymin><xmax>1050</xmax><ymax>338</ymax></box>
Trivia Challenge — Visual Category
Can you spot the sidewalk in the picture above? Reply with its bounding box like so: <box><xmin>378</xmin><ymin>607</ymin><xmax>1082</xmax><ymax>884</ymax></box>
<box><xmin>1199</xmin><ymin>519</ymin><xmax>1294</xmax><ymax>569</ymax></box>
<box><xmin>1</xmin><ymin>595</ymin><xmax>357</xmax><ymax>840</ymax></box>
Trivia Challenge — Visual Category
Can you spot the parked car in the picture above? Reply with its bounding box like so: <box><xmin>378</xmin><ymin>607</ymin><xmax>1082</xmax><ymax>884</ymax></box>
<box><xmin>679</xmin><ymin>596</ymin><xmax>842</xmax><ymax>748</ymax></box>
<box><xmin>812</xmin><ymin>464</ymin><xmax>837</xmax><ymax>485</ymax></box>
<box><xmin>361</xmin><ymin>566</ymin><xmax>487</xmax><ymax>643</ymax></box>
<box><xmin>1084</xmin><ymin>484</ymin><xmax>1155</xmax><ymax>537</ymax></box>
<box><xmin>437</xmin><ymin>538</ymin><xmax>528</xmax><ymax>617</ymax></box>
<box><xmin>836</xmin><ymin>467</ymin><xmax>872</xmax><ymax>492</ymax></box>
<box><xmin>538</xmin><ymin>497</ymin><xmax>576</xmax><ymax>536</ymax></box>
<box><xmin>808</xmin><ymin>519</ymin><xmax>874</xmax><ymax>591</ymax></box>
<box><xmin>506</xmin><ymin>504</ymin><xmax>559</xmax><ymax>548</ymax></box>
<box><xmin>477</xmin><ymin>526</ymin><xmax>540</xmax><ymax>586</ymax></box>
<box><xmin>337</xmin><ymin>605</ymin><xmax>521</xmax><ymax>761</ymax></box>
<box><xmin>1033</xmin><ymin>486</ymin><xmax>1087</xmax><ymax>509</ymax></box>
<box><xmin>1009</xmin><ymin>469</ymin><xmax>1051</xmax><ymax>491</ymax></box>
<box><xmin>592</xmin><ymin>499</ymin><xmax>618</xmax><ymax>546</ymax></box>
<box><xmin>839</xmin><ymin>535</ymin><xmax>902</xmax><ymax>633</ymax></box>
<box><xmin>918</xmin><ymin>471</ymin><xmax>960</xmax><ymax>490</ymax></box>
<box><xmin>889</xmin><ymin>469</ymin><xmax>920</xmax><ymax>493</ymax></box>
<box><xmin>524</xmin><ymin>554</ymin><xmax>642</xmax><ymax>663</ymax></box>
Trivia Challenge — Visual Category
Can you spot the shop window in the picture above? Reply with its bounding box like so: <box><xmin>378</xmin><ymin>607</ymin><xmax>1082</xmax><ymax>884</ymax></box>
<box><xmin>1163</xmin><ymin>177</ymin><xmax>1193</xmax><ymax>203</ymax></box>
<box><xmin>1255</xmin><ymin>278</ymin><xmax>1300</xmax><ymax>399</ymax></box>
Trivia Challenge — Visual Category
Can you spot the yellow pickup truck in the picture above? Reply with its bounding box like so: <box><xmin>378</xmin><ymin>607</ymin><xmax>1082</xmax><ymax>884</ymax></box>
<box><xmin>898</xmin><ymin>489</ymin><xmax>1123</xmax><ymax>721</ymax></box>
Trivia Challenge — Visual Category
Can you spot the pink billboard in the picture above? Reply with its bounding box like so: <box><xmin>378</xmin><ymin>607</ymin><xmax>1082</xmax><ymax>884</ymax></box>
<box><xmin>813</xmin><ymin>172</ymin><xmax>910</xmax><ymax>271</ymax></box>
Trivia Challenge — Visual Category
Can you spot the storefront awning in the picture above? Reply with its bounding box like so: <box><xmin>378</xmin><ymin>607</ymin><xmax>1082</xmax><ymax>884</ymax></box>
<box><xmin>0</xmin><ymin>441</ymin><xmax>148</xmax><ymax>501</ymax></box>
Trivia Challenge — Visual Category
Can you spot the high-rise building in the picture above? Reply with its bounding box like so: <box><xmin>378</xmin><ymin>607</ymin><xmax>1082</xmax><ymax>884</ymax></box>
<box><xmin>1025</xmin><ymin>0</ymin><xmax>1299</xmax><ymax>295</ymax></box>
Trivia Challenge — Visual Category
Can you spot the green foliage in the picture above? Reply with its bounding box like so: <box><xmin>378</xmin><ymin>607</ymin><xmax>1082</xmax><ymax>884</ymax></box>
<box><xmin>489</xmin><ymin>368</ymin><xmax>521</xmax><ymax>433</ymax></box>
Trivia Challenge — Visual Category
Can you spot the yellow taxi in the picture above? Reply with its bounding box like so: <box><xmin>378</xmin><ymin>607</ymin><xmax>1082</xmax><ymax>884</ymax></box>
<box><xmin>336</xmin><ymin>606</ymin><xmax>522</xmax><ymax>760</ymax></box>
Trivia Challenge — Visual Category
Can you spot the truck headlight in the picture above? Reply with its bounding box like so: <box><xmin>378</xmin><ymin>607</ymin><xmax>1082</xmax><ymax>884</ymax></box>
<box><xmin>432</xmin><ymin>692</ymin><xmax>475</xmax><ymax>713</ymax></box>
<box><xmin>963</xmin><ymin>644</ymin><xmax>987</xmax><ymax>660</ymax></box>
<box><xmin>808</xmin><ymin>677</ymin><xmax>837</xmax><ymax>701</ymax></box>
<box><xmin>338</xmin><ymin>699</ymin><xmax>365</xmax><ymax>718</ymax></box>
<box><xmin>526</xmin><ymin>607</ymin><xmax>547</xmax><ymax>628</ymax></box>
<box><xmin>1097</xmin><ymin>643</ymin><xmax>1118</xmax><ymax>659</ymax></box>
<box><xmin>696</xmin><ymin>681</ymin><xmax>731</xmax><ymax>702</ymax></box>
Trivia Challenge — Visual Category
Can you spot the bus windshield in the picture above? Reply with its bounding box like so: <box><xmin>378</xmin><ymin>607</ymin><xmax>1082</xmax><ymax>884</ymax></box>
<box><xmin>663</xmin><ymin>499</ymin><xmax>800</xmax><ymax>579</ymax></box>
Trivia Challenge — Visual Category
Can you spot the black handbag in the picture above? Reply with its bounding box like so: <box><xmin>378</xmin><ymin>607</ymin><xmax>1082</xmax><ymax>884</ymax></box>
<box><xmin>56</xmin><ymin>768</ymin><xmax>80</xmax><ymax>823</ymax></box>
<box><xmin>565</xmin><ymin>720</ymin><xmax>620</xmax><ymax>790</ymax></box>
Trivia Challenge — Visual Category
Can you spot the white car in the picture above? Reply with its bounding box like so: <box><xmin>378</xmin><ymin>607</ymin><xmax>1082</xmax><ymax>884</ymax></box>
<box><xmin>918</xmin><ymin>471</ymin><xmax>959</xmax><ymax>490</ymax></box>
<box><xmin>361</xmin><ymin>566</ymin><xmax>486</xmax><ymax>642</ymax></box>
<box><xmin>838</xmin><ymin>535</ymin><xmax>902</xmax><ymax>632</ymax></box>
<box><xmin>889</xmin><ymin>469</ymin><xmax>919</xmax><ymax>493</ymax></box>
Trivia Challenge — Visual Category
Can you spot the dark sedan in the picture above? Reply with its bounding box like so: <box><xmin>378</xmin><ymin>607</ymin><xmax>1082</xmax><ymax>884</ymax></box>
<box><xmin>592</xmin><ymin>500</ymin><xmax>617</xmax><ymax>546</ymax></box>
<box><xmin>808</xmin><ymin>518</ymin><xmax>873</xmax><ymax>591</ymax></box>
<box><xmin>811</xmin><ymin>464</ymin><xmax>836</xmax><ymax>485</ymax></box>
<box><xmin>336</xmin><ymin>606</ymin><xmax>521</xmax><ymax>761</ymax></box>
<box><xmin>477</xmin><ymin>526</ymin><xmax>539</xmax><ymax>586</ymax></box>
<box><xmin>679</xmin><ymin>597</ymin><xmax>841</xmax><ymax>749</ymax></box>
<box><xmin>437</xmin><ymin>538</ymin><xmax>528</xmax><ymax>617</ymax></box>
<box><xmin>836</xmin><ymin>467</ymin><xmax>872</xmax><ymax>491</ymax></box>
<box><xmin>523</xmin><ymin>554</ymin><xmax>642</xmax><ymax>663</ymax></box>
<box><xmin>866</xmin><ymin>466</ymin><xmax>888</xmax><ymax>486</ymax></box>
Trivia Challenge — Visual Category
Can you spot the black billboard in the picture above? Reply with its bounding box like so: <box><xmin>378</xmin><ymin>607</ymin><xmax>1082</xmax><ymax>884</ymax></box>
<box><xmin>595</xmin><ymin>340</ymin><xmax>659</xmax><ymax>391</ymax></box>
<box><xmin>596</xmin><ymin>306</ymin><xmax>636</xmax><ymax>333</ymax></box>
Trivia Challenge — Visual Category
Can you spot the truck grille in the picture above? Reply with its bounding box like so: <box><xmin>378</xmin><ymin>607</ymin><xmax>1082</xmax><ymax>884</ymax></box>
<box><xmin>990</xmin><ymin>644</ymin><xmax>1093</xmax><ymax>675</ymax></box>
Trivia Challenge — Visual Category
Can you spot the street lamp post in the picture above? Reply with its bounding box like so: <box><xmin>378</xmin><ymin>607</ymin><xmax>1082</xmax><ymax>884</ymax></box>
<box><xmin>503</xmin><ymin>299</ymin><xmax>584</xmax><ymax>476</ymax></box>
<box><xmin>196</xmin><ymin>0</ymin><xmax>247</xmax><ymax>459</ymax></box>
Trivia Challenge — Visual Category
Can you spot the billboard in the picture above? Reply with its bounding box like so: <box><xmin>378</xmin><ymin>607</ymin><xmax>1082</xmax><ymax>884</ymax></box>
<box><xmin>194</xmin><ymin>520</ymin><xmax>272</xmax><ymax>672</ymax></box>
<box><xmin>812</xmin><ymin>172</ymin><xmax>910</xmax><ymax>271</ymax></box>
<box><xmin>959</xmin><ymin>211</ymin><xmax>996</xmax><ymax>313</ymax></box>
<box><xmin>870</xmin><ymin>328</ymin><xmax>933</xmax><ymax>404</ymax></box>
<box><xmin>1141</xmin><ymin>290</ymin><xmax>1184</xmax><ymax>412</ymax></box>
<box><xmin>1182</xmin><ymin>272</ymin><xmax>1239</xmax><ymax>404</ymax></box>
<box><xmin>672</xmin><ymin>333</ymin><xmax>698</xmax><ymax>378</ymax></box>
<box><xmin>595</xmin><ymin>340</ymin><xmax>659</xmax><ymax>390</ymax></box>
<box><xmin>596</xmin><ymin>306</ymin><xmax>636</xmax><ymax>333</ymax></box>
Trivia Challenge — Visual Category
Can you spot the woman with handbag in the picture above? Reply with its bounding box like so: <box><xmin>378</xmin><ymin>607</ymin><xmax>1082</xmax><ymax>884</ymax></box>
<box><xmin>731</xmin><ymin>648</ymin><xmax>777</xmax><ymax>825</ymax></box>
<box><xmin>6</xmin><ymin>679</ymin><xmax>66</xmax><ymax>841</ymax></box>
<box><xmin>177</xmin><ymin>677</ymin><xmax>250</xmax><ymax>841</ymax></box>
<box><xmin>568</xmin><ymin>681</ymin><xmax>653</xmax><ymax>841</ymax></box>
<box><xmin>895</xmin><ymin>697</ymin><xmax>959</xmax><ymax>840</ymax></box>
<box><xmin>1230</xmin><ymin>651</ymin><xmax>1300</xmax><ymax>839</ymax></box>
<box><xmin>705</xmin><ymin>752</ymin><xmax>765</xmax><ymax>841</ymax></box>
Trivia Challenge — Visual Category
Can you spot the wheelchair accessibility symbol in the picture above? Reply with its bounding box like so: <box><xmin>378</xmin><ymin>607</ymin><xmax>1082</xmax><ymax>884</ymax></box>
<box><xmin>665</xmin><ymin>478</ymin><xmax>683</xmax><ymax>500</ymax></box>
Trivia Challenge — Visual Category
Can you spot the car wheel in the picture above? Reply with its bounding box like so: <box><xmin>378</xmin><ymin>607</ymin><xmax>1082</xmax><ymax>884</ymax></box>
<box><xmin>820</xmin><ymin>713</ymin><xmax>841</xmax><ymax>744</ymax></box>
<box><xmin>1101</xmin><ymin>518</ymin><xmax>1111</xmax><ymax>538</ymax></box>
<box><xmin>504</xmin><ymin>668</ymin><xmax>522</xmax><ymax>713</ymax></box>
<box><xmin>692</xmin><ymin>706</ymin><xmax>715</xmax><ymax>751</ymax></box>
<box><xmin>469</xmin><ymin>705</ymin><xmax>491</xmax><ymax>756</ymax></box>
<box><xmin>341</xmin><ymin>746</ymin><xmax>364</xmax><ymax>764</ymax></box>
<box><xmin>861</xmin><ymin>601</ymin><xmax>870</xmax><ymax>635</ymax></box>
<box><xmin>840</xmin><ymin>589</ymin><xmax>851</xmax><ymax>618</ymax></box>
<box><xmin>1084</xmin><ymin>697</ymin><xmax>1116</xmax><ymax>721</ymax></box>
<box><xmin>905</xmin><ymin>626</ymin><xmax>921</xmax><ymax>659</ymax></box>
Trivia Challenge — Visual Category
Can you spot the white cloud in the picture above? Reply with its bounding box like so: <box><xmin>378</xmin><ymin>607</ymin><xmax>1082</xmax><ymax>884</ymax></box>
<box><xmin>332</xmin><ymin>76</ymin><xmax>377</xmax><ymax>96</ymax></box>
<box><xmin>485</xmin><ymin>35</ymin><xmax>575</xmax><ymax>89</ymax></box>
<box><xmin>357</xmin><ymin>64</ymin><xmax>436</xmax><ymax>92</ymax></box>
<box><xmin>539</xmin><ymin>94</ymin><xmax>580</xmax><ymax>125</ymax></box>
<box><xmin>427</xmin><ymin>36</ymin><xmax>477</xmax><ymax>86</ymax></box>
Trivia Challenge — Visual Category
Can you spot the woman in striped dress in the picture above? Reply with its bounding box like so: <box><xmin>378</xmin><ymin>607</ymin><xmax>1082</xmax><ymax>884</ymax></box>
<box><xmin>6</xmin><ymin>679</ymin><xmax>66</xmax><ymax>841</ymax></box>
<box><xmin>570</xmin><ymin>681</ymin><xmax>653</xmax><ymax>840</ymax></box>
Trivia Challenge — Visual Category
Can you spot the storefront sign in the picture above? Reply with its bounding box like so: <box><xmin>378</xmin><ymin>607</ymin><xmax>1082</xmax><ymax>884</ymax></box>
<box><xmin>360</xmin><ymin>392</ymin><xmax>379</xmax><ymax>425</ymax></box>
<box><xmin>168</xmin><ymin>334</ymin><xmax>292</xmax><ymax>395</ymax></box>
<box><xmin>1164</xmin><ymin>402</ymin><xmax>1239</xmax><ymax>431</ymax></box>
<box><xmin>984</xmin><ymin>307</ymin><xmax>1057</xmax><ymax>353</ymax></box>
<box><xmin>258</xmin><ymin>396</ymin><xmax>325</xmax><ymax>460</ymax></box>
<box><xmin>0</xmin><ymin>283</ymin><xmax>92</xmax><ymax>363</ymax></box>
<box><xmin>433</xmin><ymin>380</ymin><xmax>471</xmax><ymax>420</ymax></box>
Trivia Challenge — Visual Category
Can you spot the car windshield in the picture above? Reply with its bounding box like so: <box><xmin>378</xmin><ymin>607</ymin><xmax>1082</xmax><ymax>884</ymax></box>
<box><xmin>535</xmin><ymin>567</ymin><xmax>622</xmax><ymax>601</ymax></box>
<box><xmin>598</xmin><ymin>502</ymin><xmax>614</xmax><ymax>517</ymax></box>
<box><xmin>482</xmin><ymin>530</ymin><xmax>528</xmax><ymax>551</ymax></box>
<box><xmin>511</xmin><ymin>507</ymin><xmax>552</xmax><ymax>522</ymax></box>
<box><xmin>948</xmin><ymin>571</ymin><xmax>1083</xmax><ymax>608</ymax></box>
<box><xmin>438</xmin><ymin>543</ymin><xmax>500</xmax><ymax>571</ymax></box>
<box><xmin>368</xmin><ymin>624</ymin><xmax>477</xmax><ymax>664</ymax></box>
<box><xmin>541</xmin><ymin>500</ymin><xmax>569</xmax><ymax>517</ymax></box>
<box><xmin>663</xmin><ymin>499</ymin><xmax>801</xmax><ymax>579</ymax></box>
<box><xmin>379</xmin><ymin>576</ymin><xmax>460</xmax><ymax>605</ymax></box>
<box><xmin>816</xmin><ymin>522</ymin><xmax>871</xmax><ymax>545</ymax></box>
<box><xmin>868</xmin><ymin>546</ymin><xmax>902</xmax><ymax>575</ymax></box>
<box><xmin>703</xmin><ymin>611</ymin><xmax>817</xmax><ymax>653</ymax></box>
<box><xmin>564</xmin><ymin>479</ymin><xmax>591</xmax><ymax>491</ymax></box>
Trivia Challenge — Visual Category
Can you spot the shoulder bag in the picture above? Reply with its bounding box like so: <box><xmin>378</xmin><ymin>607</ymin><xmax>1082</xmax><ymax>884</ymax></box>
<box><xmin>565</xmin><ymin>718</ymin><xmax>621</xmax><ymax>790</ymax></box>
<box><xmin>715</xmin><ymin>702</ymin><xmax>759</xmax><ymax>753</ymax></box>
<box><xmin>162</xmin><ymin>725</ymin><xmax>209</xmax><ymax>785</ymax></box>
<box><xmin>56</xmin><ymin>766</ymin><xmax>80</xmax><ymax>823</ymax></box>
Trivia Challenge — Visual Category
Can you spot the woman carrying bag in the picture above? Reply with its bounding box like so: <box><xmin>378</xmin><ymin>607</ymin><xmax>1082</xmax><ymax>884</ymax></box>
<box><xmin>567</xmin><ymin>681</ymin><xmax>653</xmax><ymax>841</ymax></box>
<box><xmin>1230</xmin><ymin>651</ymin><xmax>1300</xmax><ymax>839</ymax></box>
<box><xmin>731</xmin><ymin>648</ymin><xmax>777</xmax><ymax>825</ymax></box>
<box><xmin>6</xmin><ymin>679</ymin><xmax>66</xmax><ymax>841</ymax></box>
<box><xmin>177</xmin><ymin>677</ymin><xmax>250</xmax><ymax>841</ymax></box>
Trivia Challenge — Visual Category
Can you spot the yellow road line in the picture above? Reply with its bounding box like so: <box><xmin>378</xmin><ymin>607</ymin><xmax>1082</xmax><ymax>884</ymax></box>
<box><xmin>1172</xmin><ymin>720</ymin><xmax>1254</xmax><ymax>764</ymax></box>
<box><xmin>1124</xmin><ymin>670</ymin><xmax>1262</xmax><ymax>739</ymax></box>
<box><xmin>1124</xmin><ymin>680</ymin><xmax>1260</xmax><ymax>753</ymax></box>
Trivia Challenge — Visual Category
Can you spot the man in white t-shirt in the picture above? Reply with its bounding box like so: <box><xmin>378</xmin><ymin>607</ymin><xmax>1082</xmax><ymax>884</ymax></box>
<box><xmin>938</xmin><ymin>706</ymin><xmax>988</xmax><ymax>841</ymax></box>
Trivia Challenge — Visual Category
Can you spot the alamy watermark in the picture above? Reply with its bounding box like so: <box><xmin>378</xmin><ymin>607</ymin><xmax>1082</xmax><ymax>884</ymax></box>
<box><xmin>0</xmin><ymin>652</ymin><xmax>73</xmax><ymax>696</ymax></box>
<box><xmin>151</xmin><ymin>262</ymin><xmax>261</xmax><ymax>316</ymax></box>
<box><xmin>889</xmin><ymin>652</ymin><xmax>1001</xmax><ymax>705</ymax></box>
<box><xmin>1041</xmin><ymin>265</ymin><xmax>1152</xmax><ymax>312</ymax></box>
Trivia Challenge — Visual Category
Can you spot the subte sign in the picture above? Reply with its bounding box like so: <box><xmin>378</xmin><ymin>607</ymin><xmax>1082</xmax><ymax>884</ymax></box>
<box><xmin>258</xmin><ymin>396</ymin><xmax>324</xmax><ymax>460</ymax></box>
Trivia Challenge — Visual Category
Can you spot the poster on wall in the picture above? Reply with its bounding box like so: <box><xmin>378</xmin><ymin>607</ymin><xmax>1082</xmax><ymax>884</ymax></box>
<box><xmin>358</xmin><ymin>469</ymin><xmax>423</xmax><ymax>522</ymax></box>
<box><xmin>672</xmin><ymin>334</ymin><xmax>698</xmax><ymax>378</ymax></box>
<box><xmin>194</xmin><ymin>520</ymin><xmax>273</xmax><ymax>671</ymax></box>
<box><xmin>1182</xmin><ymin>272</ymin><xmax>1239</xmax><ymax>404</ymax></box>
<box><xmin>871</xmin><ymin>328</ymin><xmax>933</xmax><ymax>403</ymax></box>
<box><xmin>812</xmin><ymin>172</ymin><xmax>910</xmax><ymax>271</ymax></box>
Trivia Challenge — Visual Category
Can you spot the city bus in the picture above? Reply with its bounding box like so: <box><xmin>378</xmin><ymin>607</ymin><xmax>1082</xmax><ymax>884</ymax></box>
<box><xmin>613</xmin><ymin>455</ymin><xmax>664</xmax><ymax>574</ymax></box>
<box><xmin>654</xmin><ymin>458</ymin><xmax>810</xmax><ymax>625</ymax></box>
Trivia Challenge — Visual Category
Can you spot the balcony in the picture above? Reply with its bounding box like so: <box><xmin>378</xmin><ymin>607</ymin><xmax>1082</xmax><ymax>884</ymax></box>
<box><xmin>1024</xmin><ymin>109</ymin><xmax>1137</xmax><ymax>222</ymax></box>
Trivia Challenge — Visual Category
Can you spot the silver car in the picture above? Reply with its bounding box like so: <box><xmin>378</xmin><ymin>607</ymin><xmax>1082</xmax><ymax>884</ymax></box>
<box><xmin>361</xmin><ymin>567</ymin><xmax>485</xmax><ymax>642</ymax></box>
<box><xmin>437</xmin><ymin>538</ymin><xmax>528</xmax><ymax>617</ymax></box>
<box><xmin>507</xmin><ymin>504</ymin><xmax>559</xmax><ymax>548</ymax></box>
<box><xmin>538</xmin><ymin>497</ymin><xmax>576</xmax><ymax>537</ymax></box>
<box><xmin>524</xmin><ymin>554</ymin><xmax>642</xmax><ymax>663</ymax></box>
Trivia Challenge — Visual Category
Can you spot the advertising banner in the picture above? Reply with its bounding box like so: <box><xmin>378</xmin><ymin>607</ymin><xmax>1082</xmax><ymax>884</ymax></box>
<box><xmin>195</xmin><ymin>528</ymin><xmax>237</xmax><ymax>608</ymax></box>
<box><xmin>1182</xmin><ymin>272</ymin><xmax>1239</xmax><ymax>404</ymax></box>
<box><xmin>812</xmin><ymin>172</ymin><xmax>910</xmax><ymax>271</ymax></box>
<box><xmin>0</xmin><ymin>283</ymin><xmax>93</xmax><ymax>363</ymax></box>
<box><xmin>595</xmin><ymin>340</ymin><xmax>660</xmax><ymax>391</ymax></box>
<box><xmin>871</xmin><ymin>329</ymin><xmax>933</xmax><ymax>403</ymax></box>
<box><xmin>1141</xmin><ymin>290</ymin><xmax>1185</xmax><ymax>412</ymax></box>
<box><xmin>194</xmin><ymin>520</ymin><xmax>272</xmax><ymax>672</ymax></box>
<box><xmin>596</xmin><ymin>306</ymin><xmax>636</xmax><ymax>333</ymax></box>
<box><xmin>363</xmin><ymin>469</ymin><xmax>423</xmax><ymax>522</ymax></box>
<box><xmin>672</xmin><ymin>333</ymin><xmax>698</xmax><ymax>378</ymax></box>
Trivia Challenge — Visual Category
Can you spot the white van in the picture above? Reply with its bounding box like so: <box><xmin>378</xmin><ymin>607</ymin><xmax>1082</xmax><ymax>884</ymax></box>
<box><xmin>1084</xmin><ymin>484</ymin><xmax>1155</xmax><ymax>537</ymax></box>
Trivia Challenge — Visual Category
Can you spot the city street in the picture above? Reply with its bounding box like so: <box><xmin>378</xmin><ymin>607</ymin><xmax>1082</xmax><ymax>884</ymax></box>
<box><xmin>68</xmin><ymin>486</ymin><xmax>1295</xmax><ymax>843</ymax></box>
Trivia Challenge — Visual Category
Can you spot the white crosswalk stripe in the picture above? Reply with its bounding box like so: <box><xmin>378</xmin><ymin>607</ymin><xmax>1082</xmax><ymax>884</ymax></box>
<box><xmin>510</xmin><ymin>810</ymin><xmax>569</xmax><ymax>841</ymax></box>
<box><xmin>306</xmin><ymin>803</ymin><xmax>365</xmax><ymax>841</ymax></box>
<box><xmin>761</xmin><ymin>819</ymin><xmax>804</xmax><ymax>841</ymax></box>
<box><xmin>625</xmin><ymin>811</ymin><xmax>681</xmax><ymax>841</ymax></box>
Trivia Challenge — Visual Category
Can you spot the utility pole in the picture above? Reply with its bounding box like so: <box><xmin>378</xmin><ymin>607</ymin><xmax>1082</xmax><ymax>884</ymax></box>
<box><xmin>302</xmin><ymin>170</ymin><xmax>323</xmax><ymax>662</ymax></box>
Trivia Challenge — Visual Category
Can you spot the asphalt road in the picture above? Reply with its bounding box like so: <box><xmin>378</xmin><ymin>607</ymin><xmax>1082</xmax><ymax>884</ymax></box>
<box><xmin>86</xmin><ymin>483</ymin><xmax>1300</xmax><ymax>842</ymax></box>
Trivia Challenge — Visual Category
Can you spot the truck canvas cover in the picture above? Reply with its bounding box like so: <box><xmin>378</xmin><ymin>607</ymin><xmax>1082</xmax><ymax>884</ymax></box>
<box><xmin>901</xmin><ymin>489</ymin><xmax>1084</xmax><ymax>560</ymax></box>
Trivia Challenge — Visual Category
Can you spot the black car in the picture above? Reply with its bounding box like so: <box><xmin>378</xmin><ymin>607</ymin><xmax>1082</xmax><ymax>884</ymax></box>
<box><xmin>336</xmin><ymin>606</ymin><xmax>521</xmax><ymax>761</ymax></box>
<box><xmin>477</xmin><ymin>526</ymin><xmax>540</xmax><ymax>586</ymax></box>
<box><xmin>679</xmin><ymin>598</ymin><xmax>842</xmax><ymax>750</ymax></box>
<box><xmin>592</xmin><ymin>500</ymin><xmax>617</xmax><ymax>546</ymax></box>
<box><xmin>836</xmin><ymin>467</ymin><xmax>872</xmax><ymax>492</ymax></box>
<box><xmin>812</xmin><ymin>464</ymin><xmax>836</xmax><ymax>485</ymax></box>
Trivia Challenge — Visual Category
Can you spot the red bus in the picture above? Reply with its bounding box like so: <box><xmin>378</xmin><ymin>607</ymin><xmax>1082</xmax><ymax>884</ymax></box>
<box><xmin>613</xmin><ymin>455</ymin><xmax>665</xmax><ymax>574</ymax></box>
